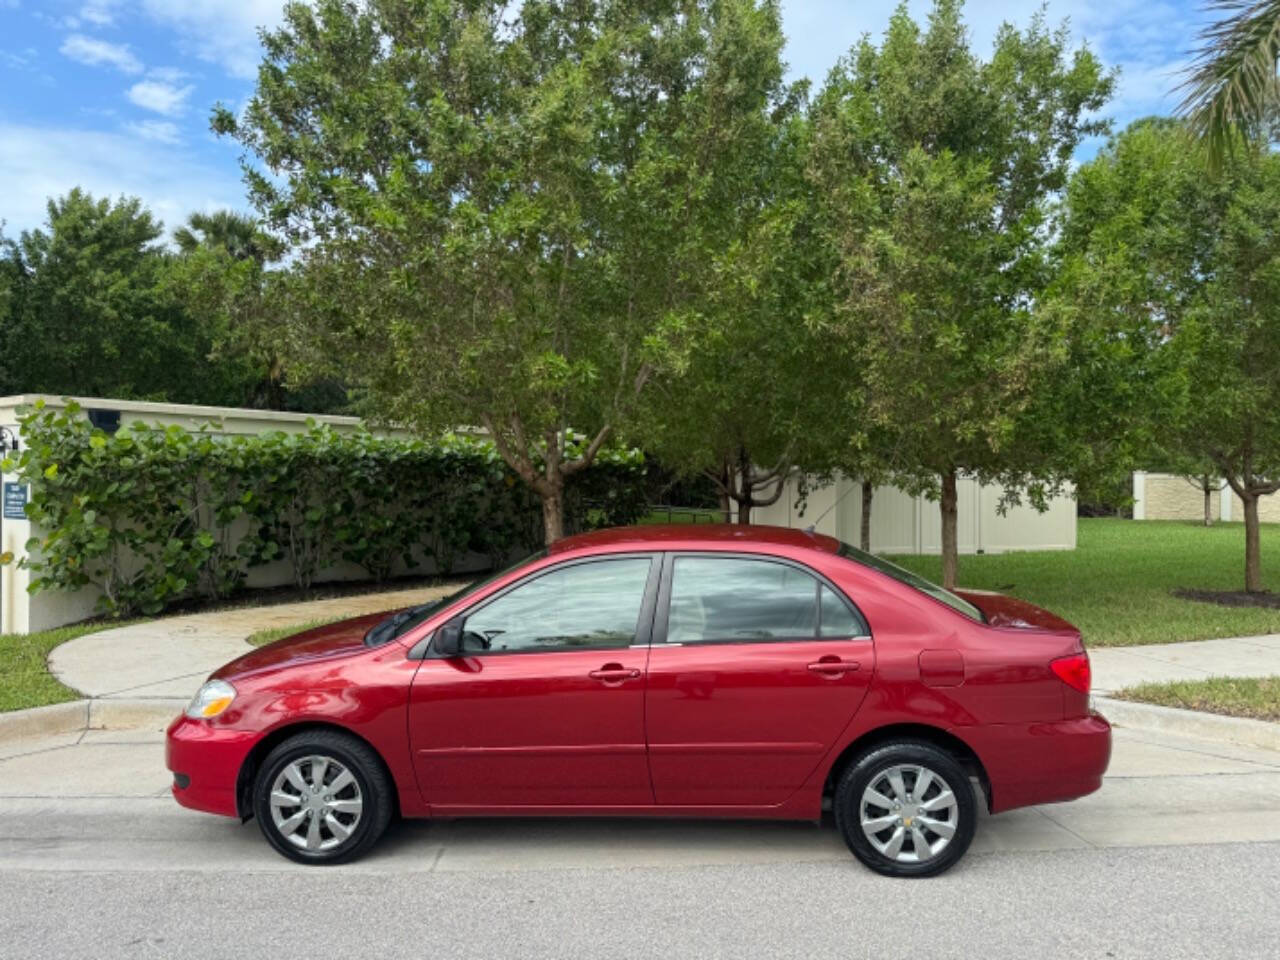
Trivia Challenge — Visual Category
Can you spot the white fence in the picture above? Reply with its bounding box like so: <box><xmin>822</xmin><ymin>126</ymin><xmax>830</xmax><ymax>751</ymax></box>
<box><xmin>753</xmin><ymin>473</ymin><xmax>1077</xmax><ymax>555</ymax></box>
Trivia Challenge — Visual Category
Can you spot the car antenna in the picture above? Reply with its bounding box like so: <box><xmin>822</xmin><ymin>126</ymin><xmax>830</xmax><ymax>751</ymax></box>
<box><xmin>802</xmin><ymin>478</ymin><xmax>864</xmax><ymax>534</ymax></box>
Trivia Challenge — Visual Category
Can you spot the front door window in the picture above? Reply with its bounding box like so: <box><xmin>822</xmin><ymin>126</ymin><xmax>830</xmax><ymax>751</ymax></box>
<box><xmin>461</xmin><ymin>557</ymin><xmax>653</xmax><ymax>653</ymax></box>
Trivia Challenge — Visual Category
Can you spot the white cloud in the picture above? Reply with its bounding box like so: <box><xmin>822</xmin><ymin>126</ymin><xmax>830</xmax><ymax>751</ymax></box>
<box><xmin>2</xmin><ymin>47</ymin><xmax>37</xmax><ymax>70</ymax></box>
<box><xmin>0</xmin><ymin>122</ymin><xmax>249</xmax><ymax>238</ymax></box>
<box><xmin>59</xmin><ymin>33</ymin><xmax>143</xmax><ymax>74</ymax></box>
<box><xmin>147</xmin><ymin>66</ymin><xmax>190</xmax><ymax>83</ymax></box>
<box><xmin>127</xmin><ymin>79</ymin><xmax>194</xmax><ymax>116</ymax></box>
<box><xmin>124</xmin><ymin>119</ymin><xmax>182</xmax><ymax>145</ymax></box>
<box><xmin>79</xmin><ymin>1</ymin><xmax>124</xmax><ymax>27</ymax></box>
<box><xmin>139</xmin><ymin>0</ymin><xmax>286</xmax><ymax>79</ymax></box>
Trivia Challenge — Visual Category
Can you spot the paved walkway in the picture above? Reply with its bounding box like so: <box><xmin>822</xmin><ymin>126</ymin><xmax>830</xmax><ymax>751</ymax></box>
<box><xmin>42</xmin><ymin>589</ymin><xmax>1280</xmax><ymax>706</ymax></box>
<box><xmin>1090</xmin><ymin>634</ymin><xmax>1280</xmax><ymax>694</ymax></box>
<box><xmin>47</xmin><ymin>583</ymin><xmax>463</xmax><ymax>705</ymax></box>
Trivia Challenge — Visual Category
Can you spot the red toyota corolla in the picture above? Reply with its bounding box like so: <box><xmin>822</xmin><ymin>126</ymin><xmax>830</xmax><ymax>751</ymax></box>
<box><xmin>166</xmin><ymin>525</ymin><xmax>1110</xmax><ymax>877</ymax></box>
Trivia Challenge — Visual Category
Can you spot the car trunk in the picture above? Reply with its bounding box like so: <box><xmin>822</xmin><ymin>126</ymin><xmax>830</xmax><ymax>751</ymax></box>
<box><xmin>955</xmin><ymin>589</ymin><xmax>1080</xmax><ymax>636</ymax></box>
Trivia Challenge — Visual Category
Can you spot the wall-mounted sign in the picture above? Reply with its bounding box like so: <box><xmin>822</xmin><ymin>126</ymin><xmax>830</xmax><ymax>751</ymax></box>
<box><xmin>3</xmin><ymin>482</ymin><xmax>28</xmax><ymax>520</ymax></box>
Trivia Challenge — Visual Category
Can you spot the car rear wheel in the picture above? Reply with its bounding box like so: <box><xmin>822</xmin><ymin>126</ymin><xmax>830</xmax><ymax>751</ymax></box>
<box><xmin>252</xmin><ymin>730</ymin><xmax>393</xmax><ymax>865</ymax></box>
<box><xmin>834</xmin><ymin>740</ymin><xmax>977</xmax><ymax>878</ymax></box>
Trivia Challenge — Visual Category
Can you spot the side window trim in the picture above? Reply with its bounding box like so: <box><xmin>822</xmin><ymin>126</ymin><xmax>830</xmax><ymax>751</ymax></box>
<box><xmin>419</xmin><ymin>552</ymin><xmax>662</xmax><ymax>659</ymax></box>
<box><xmin>653</xmin><ymin>551</ymin><xmax>870</xmax><ymax>646</ymax></box>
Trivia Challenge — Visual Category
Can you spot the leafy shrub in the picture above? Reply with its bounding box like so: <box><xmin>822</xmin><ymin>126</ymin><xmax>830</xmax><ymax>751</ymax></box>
<box><xmin>3</xmin><ymin>400</ymin><xmax>646</xmax><ymax>616</ymax></box>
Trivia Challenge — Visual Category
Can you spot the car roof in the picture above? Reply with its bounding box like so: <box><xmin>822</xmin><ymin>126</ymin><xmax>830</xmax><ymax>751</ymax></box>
<box><xmin>549</xmin><ymin>524</ymin><xmax>842</xmax><ymax>555</ymax></box>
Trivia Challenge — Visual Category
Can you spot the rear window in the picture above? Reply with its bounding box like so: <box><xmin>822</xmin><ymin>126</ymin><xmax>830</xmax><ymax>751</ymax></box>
<box><xmin>836</xmin><ymin>542</ymin><xmax>984</xmax><ymax>622</ymax></box>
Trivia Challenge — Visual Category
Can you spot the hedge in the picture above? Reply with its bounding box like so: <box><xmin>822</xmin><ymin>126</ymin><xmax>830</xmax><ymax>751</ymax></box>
<box><xmin>2</xmin><ymin>400</ymin><xmax>647</xmax><ymax>617</ymax></box>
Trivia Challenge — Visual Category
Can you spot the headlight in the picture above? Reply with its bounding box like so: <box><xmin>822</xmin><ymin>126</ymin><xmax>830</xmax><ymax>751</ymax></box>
<box><xmin>185</xmin><ymin>679</ymin><xmax>237</xmax><ymax>719</ymax></box>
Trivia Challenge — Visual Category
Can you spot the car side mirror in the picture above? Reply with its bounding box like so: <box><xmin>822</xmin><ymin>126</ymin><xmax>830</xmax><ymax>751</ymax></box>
<box><xmin>434</xmin><ymin>622</ymin><xmax>462</xmax><ymax>657</ymax></box>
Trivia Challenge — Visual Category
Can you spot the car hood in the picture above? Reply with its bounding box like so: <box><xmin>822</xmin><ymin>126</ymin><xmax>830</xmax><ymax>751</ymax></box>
<box><xmin>955</xmin><ymin>589</ymin><xmax>1078</xmax><ymax>633</ymax></box>
<box><xmin>212</xmin><ymin>611</ymin><xmax>397</xmax><ymax>680</ymax></box>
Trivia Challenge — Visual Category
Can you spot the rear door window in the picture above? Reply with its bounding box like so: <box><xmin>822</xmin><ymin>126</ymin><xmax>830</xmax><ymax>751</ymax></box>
<box><xmin>666</xmin><ymin>556</ymin><xmax>865</xmax><ymax>643</ymax></box>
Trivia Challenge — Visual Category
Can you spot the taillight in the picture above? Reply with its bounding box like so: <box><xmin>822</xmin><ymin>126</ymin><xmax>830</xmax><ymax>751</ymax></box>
<box><xmin>1051</xmin><ymin>652</ymin><xmax>1091</xmax><ymax>694</ymax></box>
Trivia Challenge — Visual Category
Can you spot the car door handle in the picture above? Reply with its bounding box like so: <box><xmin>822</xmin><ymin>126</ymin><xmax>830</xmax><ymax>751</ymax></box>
<box><xmin>589</xmin><ymin>666</ymin><xmax>641</xmax><ymax>683</ymax></box>
<box><xmin>807</xmin><ymin>659</ymin><xmax>859</xmax><ymax>676</ymax></box>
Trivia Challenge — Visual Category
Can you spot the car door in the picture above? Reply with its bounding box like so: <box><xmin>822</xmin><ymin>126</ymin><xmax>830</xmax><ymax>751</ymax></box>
<box><xmin>644</xmin><ymin>553</ymin><xmax>874</xmax><ymax>806</ymax></box>
<box><xmin>408</xmin><ymin>554</ymin><xmax>660</xmax><ymax>809</ymax></box>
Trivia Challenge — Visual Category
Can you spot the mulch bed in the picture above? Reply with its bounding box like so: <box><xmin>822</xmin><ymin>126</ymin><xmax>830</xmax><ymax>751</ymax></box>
<box><xmin>1172</xmin><ymin>588</ymin><xmax>1280</xmax><ymax>610</ymax></box>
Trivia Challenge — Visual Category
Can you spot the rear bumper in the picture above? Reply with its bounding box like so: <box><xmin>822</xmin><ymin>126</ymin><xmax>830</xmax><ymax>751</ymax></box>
<box><xmin>165</xmin><ymin>714</ymin><xmax>260</xmax><ymax>818</ymax></box>
<box><xmin>963</xmin><ymin>712</ymin><xmax>1111</xmax><ymax>814</ymax></box>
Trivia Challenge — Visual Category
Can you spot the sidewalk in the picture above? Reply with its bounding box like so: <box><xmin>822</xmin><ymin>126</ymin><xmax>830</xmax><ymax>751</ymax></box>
<box><xmin>7</xmin><ymin>588</ymin><xmax>1280</xmax><ymax>743</ymax></box>
<box><xmin>25</xmin><ymin>583</ymin><xmax>464</xmax><ymax>735</ymax></box>
<box><xmin>46</xmin><ymin>598</ymin><xmax>1280</xmax><ymax>703</ymax></box>
<box><xmin>4</xmin><ymin>724</ymin><xmax>1280</xmax><ymax>870</ymax></box>
<box><xmin>1090</xmin><ymin>633</ymin><xmax>1280</xmax><ymax>694</ymax></box>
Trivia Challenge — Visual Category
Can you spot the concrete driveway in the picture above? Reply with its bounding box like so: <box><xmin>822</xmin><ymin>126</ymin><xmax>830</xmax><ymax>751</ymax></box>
<box><xmin>0</xmin><ymin>723</ymin><xmax>1278</xmax><ymax>958</ymax></box>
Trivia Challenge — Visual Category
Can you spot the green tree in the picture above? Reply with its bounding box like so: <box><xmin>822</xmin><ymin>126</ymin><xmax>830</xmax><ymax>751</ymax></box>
<box><xmin>0</xmin><ymin>189</ymin><xmax>246</xmax><ymax>404</ymax></box>
<box><xmin>808</xmin><ymin>0</ymin><xmax>1113</xmax><ymax>587</ymax></box>
<box><xmin>636</xmin><ymin>102</ymin><xmax>851</xmax><ymax>524</ymax></box>
<box><xmin>215</xmin><ymin>0</ymin><xmax>793</xmax><ymax>543</ymax></box>
<box><xmin>1058</xmin><ymin>119</ymin><xmax>1280</xmax><ymax>591</ymax></box>
<box><xmin>165</xmin><ymin>210</ymin><xmax>312</xmax><ymax>410</ymax></box>
<box><xmin>173</xmin><ymin>210</ymin><xmax>283</xmax><ymax>265</ymax></box>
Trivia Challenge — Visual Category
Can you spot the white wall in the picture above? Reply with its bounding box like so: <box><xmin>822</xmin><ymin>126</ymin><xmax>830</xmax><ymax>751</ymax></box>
<box><xmin>0</xmin><ymin>394</ymin><xmax>482</xmax><ymax>635</ymax></box>
<box><xmin>753</xmin><ymin>472</ymin><xmax>1077</xmax><ymax>555</ymax></box>
<box><xmin>1134</xmin><ymin>471</ymin><xmax>1280</xmax><ymax>524</ymax></box>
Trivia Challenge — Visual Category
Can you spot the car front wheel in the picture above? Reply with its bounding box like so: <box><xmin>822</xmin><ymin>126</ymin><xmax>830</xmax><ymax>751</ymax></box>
<box><xmin>252</xmin><ymin>730</ymin><xmax>393</xmax><ymax>865</ymax></box>
<box><xmin>834</xmin><ymin>740</ymin><xmax>977</xmax><ymax>878</ymax></box>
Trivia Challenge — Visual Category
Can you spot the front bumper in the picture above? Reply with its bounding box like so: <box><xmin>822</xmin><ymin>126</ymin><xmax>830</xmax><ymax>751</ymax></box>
<box><xmin>166</xmin><ymin>714</ymin><xmax>260</xmax><ymax>818</ymax></box>
<box><xmin>963</xmin><ymin>711</ymin><xmax>1112</xmax><ymax>814</ymax></box>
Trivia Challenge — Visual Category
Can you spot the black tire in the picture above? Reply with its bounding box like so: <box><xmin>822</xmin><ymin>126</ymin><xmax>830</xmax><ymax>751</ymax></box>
<box><xmin>252</xmin><ymin>729</ymin><xmax>394</xmax><ymax>865</ymax></box>
<box><xmin>833</xmin><ymin>740</ymin><xmax>977</xmax><ymax>878</ymax></box>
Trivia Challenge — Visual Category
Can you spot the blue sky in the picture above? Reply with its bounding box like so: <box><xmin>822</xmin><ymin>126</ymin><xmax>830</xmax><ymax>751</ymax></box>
<box><xmin>1</xmin><ymin>0</ymin><xmax>1213</xmax><ymax>240</ymax></box>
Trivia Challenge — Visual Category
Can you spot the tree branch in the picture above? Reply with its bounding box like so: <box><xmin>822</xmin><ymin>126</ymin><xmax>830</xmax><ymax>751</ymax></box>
<box><xmin>483</xmin><ymin>412</ymin><xmax>547</xmax><ymax>495</ymax></box>
<box><xmin>562</xmin><ymin>423</ymin><xmax>613</xmax><ymax>476</ymax></box>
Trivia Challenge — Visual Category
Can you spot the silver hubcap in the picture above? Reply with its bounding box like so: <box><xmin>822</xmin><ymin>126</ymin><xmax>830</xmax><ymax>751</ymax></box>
<box><xmin>860</xmin><ymin>763</ymin><xmax>958</xmax><ymax>864</ymax></box>
<box><xmin>269</xmin><ymin>755</ymin><xmax>363</xmax><ymax>852</ymax></box>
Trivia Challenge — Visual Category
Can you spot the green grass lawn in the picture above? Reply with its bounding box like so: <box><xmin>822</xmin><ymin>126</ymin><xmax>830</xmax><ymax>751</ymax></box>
<box><xmin>246</xmin><ymin>617</ymin><xmax>340</xmax><ymax>648</ymax></box>
<box><xmin>0</xmin><ymin>620</ymin><xmax>140</xmax><ymax>713</ymax></box>
<box><xmin>888</xmin><ymin>518</ymin><xmax>1280</xmax><ymax>647</ymax></box>
<box><xmin>1114</xmin><ymin>676</ymin><xmax>1280</xmax><ymax>722</ymax></box>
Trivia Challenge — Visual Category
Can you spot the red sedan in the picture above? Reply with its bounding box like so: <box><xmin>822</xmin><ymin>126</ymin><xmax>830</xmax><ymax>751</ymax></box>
<box><xmin>167</xmin><ymin>525</ymin><xmax>1110</xmax><ymax>877</ymax></box>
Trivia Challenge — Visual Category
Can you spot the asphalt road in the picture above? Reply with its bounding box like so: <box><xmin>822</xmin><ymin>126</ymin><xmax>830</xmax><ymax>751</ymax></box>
<box><xmin>0</xmin><ymin>842</ymin><xmax>1273</xmax><ymax>960</ymax></box>
<box><xmin>2</xmin><ymin>725</ymin><xmax>1278</xmax><ymax>959</ymax></box>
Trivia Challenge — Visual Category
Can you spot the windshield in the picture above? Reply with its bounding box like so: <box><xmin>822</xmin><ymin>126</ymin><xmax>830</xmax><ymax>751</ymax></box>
<box><xmin>364</xmin><ymin>549</ymin><xmax>548</xmax><ymax>647</ymax></box>
<box><xmin>836</xmin><ymin>542</ymin><xmax>984</xmax><ymax>622</ymax></box>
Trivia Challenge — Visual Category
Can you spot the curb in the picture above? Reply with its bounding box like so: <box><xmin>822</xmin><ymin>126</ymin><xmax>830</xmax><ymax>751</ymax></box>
<box><xmin>0</xmin><ymin>698</ymin><xmax>184</xmax><ymax>744</ymax></box>
<box><xmin>1095</xmin><ymin>695</ymin><xmax>1280</xmax><ymax>752</ymax></box>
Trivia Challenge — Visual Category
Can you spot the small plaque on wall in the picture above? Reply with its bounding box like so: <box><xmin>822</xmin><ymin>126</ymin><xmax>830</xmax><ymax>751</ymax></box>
<box><xmin>3</xmin><ymin>482</ymin><xmax>28</xmax><ymax>520</ymax></box>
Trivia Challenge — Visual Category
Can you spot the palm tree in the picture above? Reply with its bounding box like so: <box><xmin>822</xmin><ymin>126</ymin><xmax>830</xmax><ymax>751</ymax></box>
<box><xmin>173</xmin><ymin>210</ymin><xmax>280</xmax><ymax>265</ymax></box>
<box><xmin>172</xmin><ymin>210</ymin><xmax>291</xmax><ymax>409</ymax></box>
<box><xmin>1180</xmin><ymin>1</ymin><xmax>1280</xmax><ymax>168</ymax></box>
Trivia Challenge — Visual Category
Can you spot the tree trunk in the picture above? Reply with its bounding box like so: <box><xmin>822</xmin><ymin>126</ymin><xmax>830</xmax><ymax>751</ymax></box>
<box><xmin>1204</xmin><ymin>484</ymin><xmax>1213</xmax><ymax>527</ymax></box>
<box><xmin>860</xmin><ymin>479</ymin><xmax>873</xmax><ymax>552</ymax></box>
<box><xmin>1244</xmin><ymin>494</ymin><xmax>1263</xmax><ymax>592</ymax></box>
<box><xmin>541</xmin><ymin>480</ymin><xmax>565</xmax><ymax>545</ymax></box>
<box><xmin>735</xmin><ymin>446</ymin><xmax>752</xmax><ymax>525</ymax></box>
<box><xmin>940</xmin><ymin>469</ymin><xmax>959</xmax><ymax>591</ymax></box>
<box><xmin>718</xmin><ymin>460</ymin><xmax>733</xmax><ymax>523</ymax></box>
